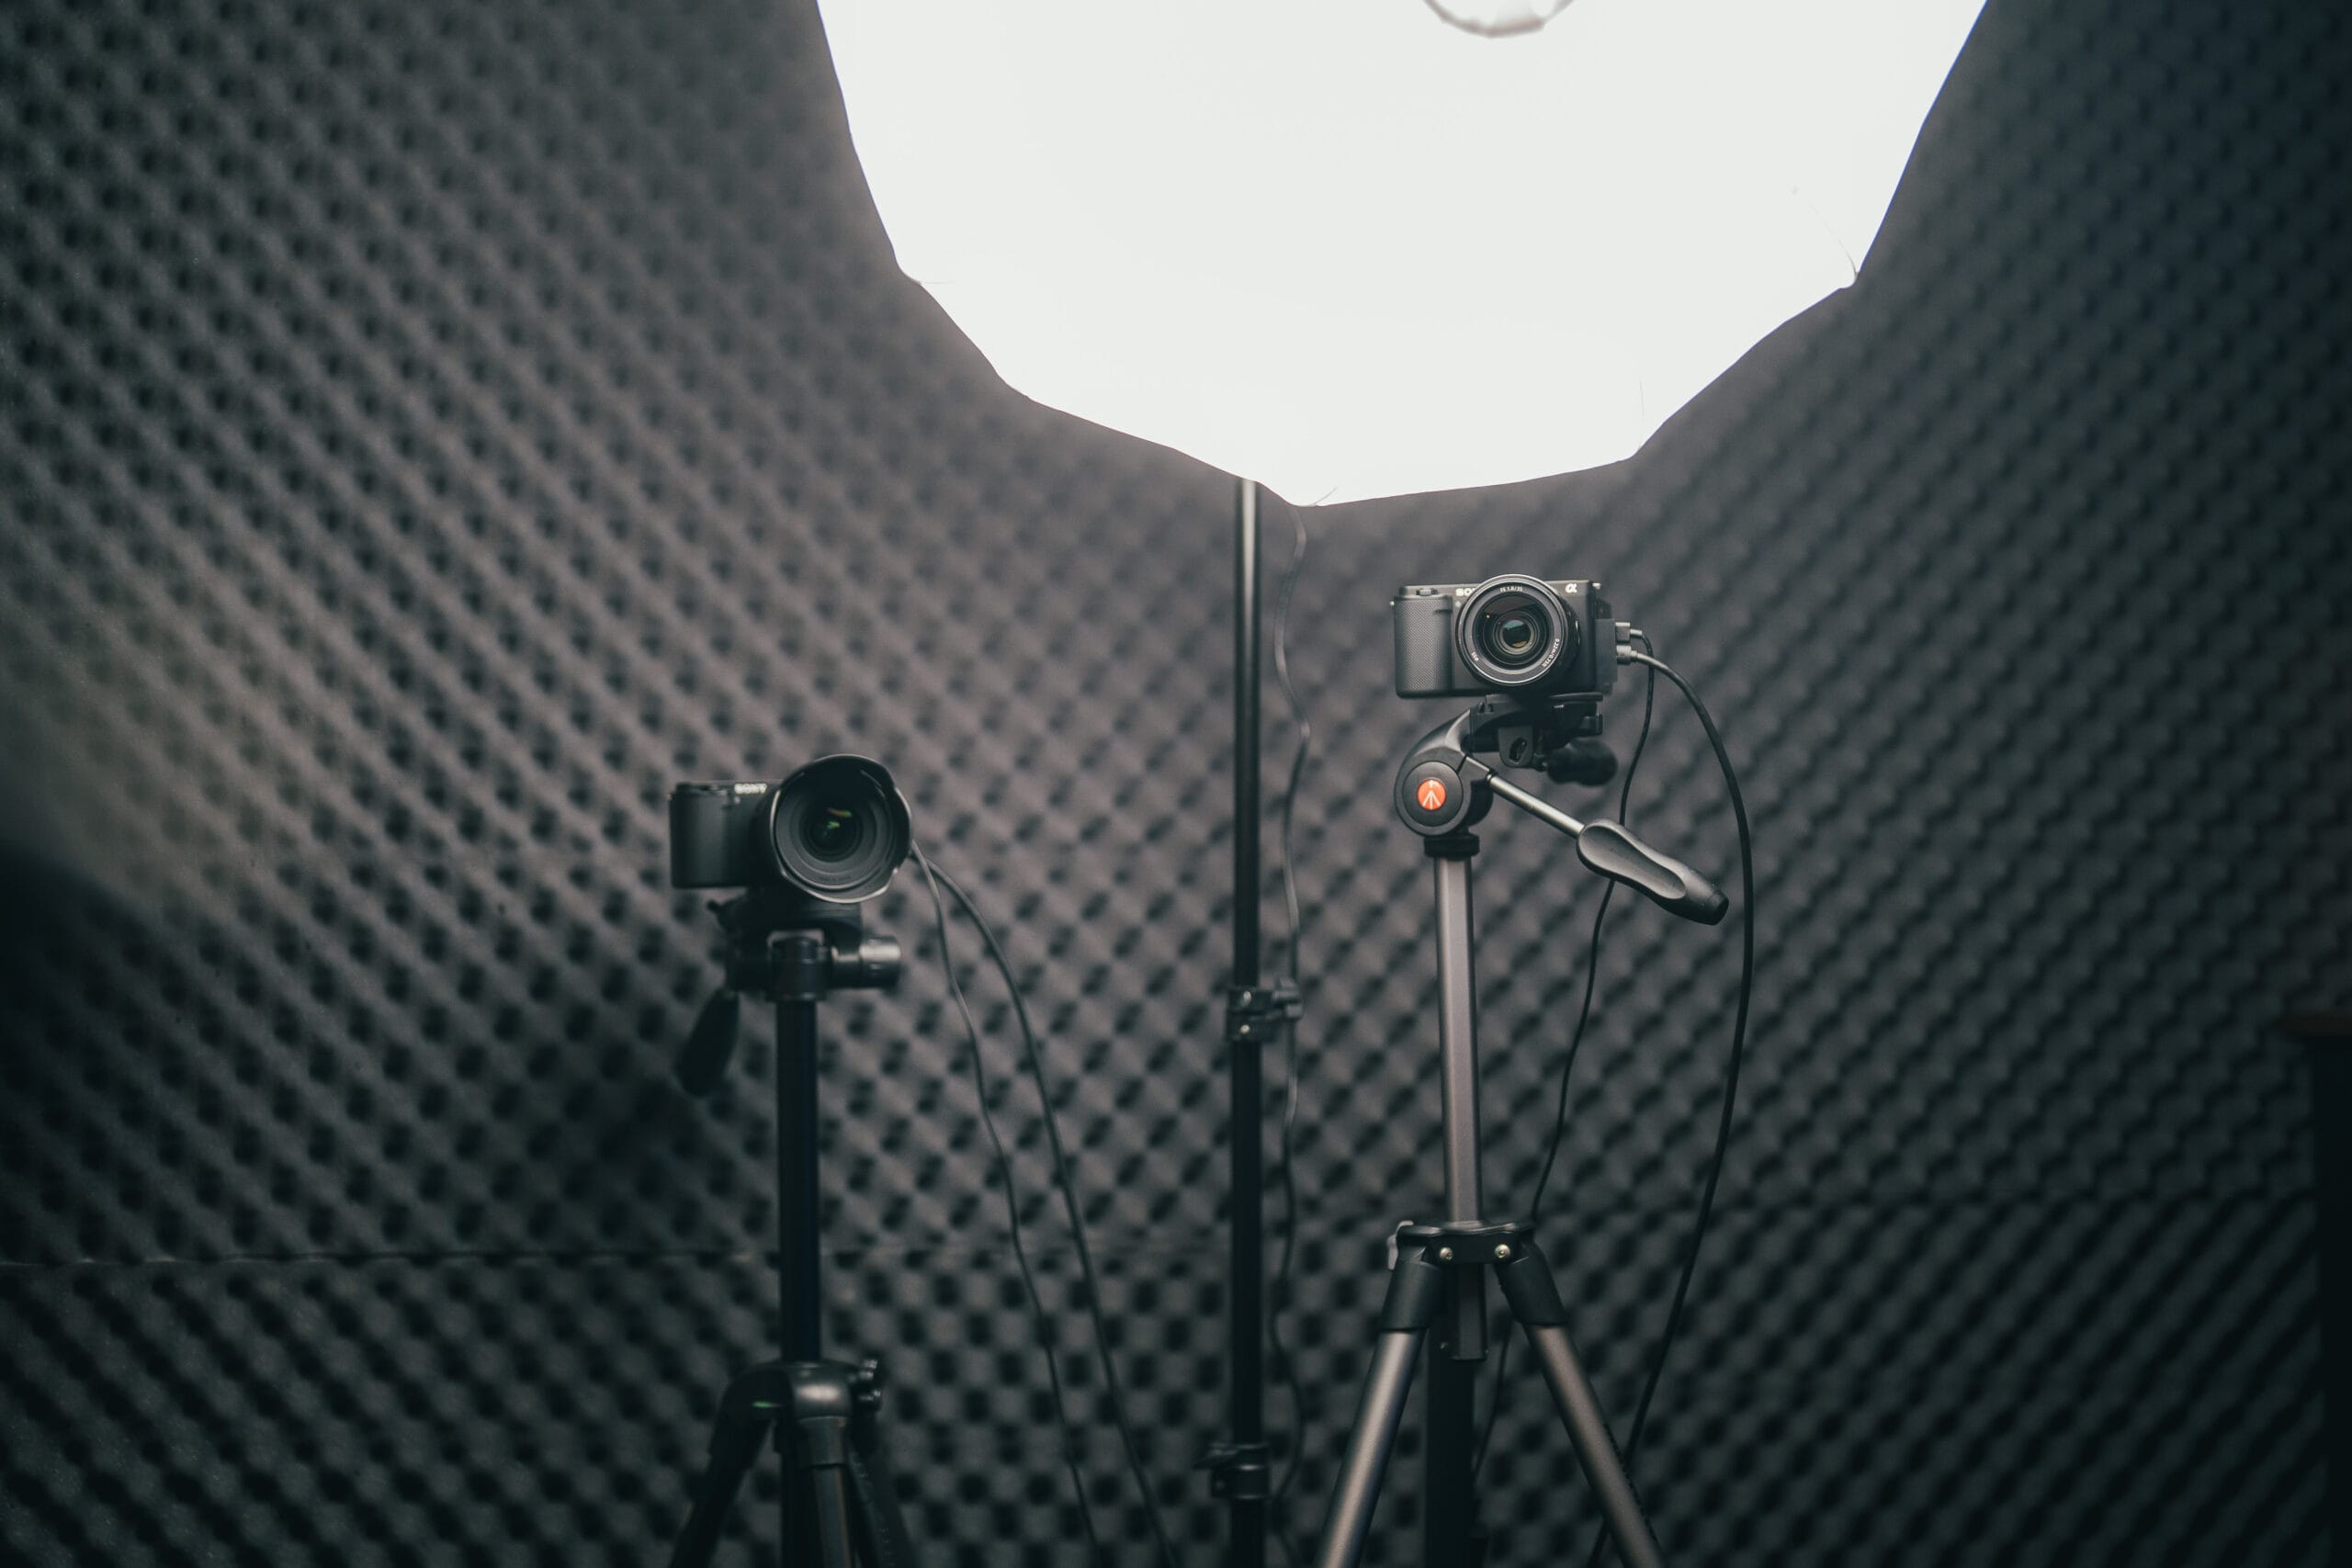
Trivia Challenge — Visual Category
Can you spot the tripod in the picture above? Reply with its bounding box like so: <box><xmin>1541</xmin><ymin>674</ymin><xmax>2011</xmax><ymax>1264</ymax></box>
<box><xmin>1311</xmin><ymin>701</ymin><xmax>1725</xmax><ymax>1568</ymax></box>
<box><xmin>666</xmin><ymin>886</ymin><xmax>921</xmax><ymax>1568</ymax></box>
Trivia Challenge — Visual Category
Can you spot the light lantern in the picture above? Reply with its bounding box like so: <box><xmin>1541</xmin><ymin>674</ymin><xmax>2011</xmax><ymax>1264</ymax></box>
<box><xmin>816</xmin><ymin>0</ymin><xmax>1986</xmax><ymax>503</ymax></box>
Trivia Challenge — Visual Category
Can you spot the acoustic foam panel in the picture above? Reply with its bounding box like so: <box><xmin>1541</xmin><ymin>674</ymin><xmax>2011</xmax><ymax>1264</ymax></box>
<box><xmin>2</xmin><ymin>0</ymin><xmax>2345</xmax><ymax>1562</ymax></box>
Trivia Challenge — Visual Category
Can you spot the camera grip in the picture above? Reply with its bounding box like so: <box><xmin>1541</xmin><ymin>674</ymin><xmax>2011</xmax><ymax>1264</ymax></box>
<box><xmin>1577</xmin><ymin>820</ymin><xmax>1729</xmax><ymax>925</ymax></box>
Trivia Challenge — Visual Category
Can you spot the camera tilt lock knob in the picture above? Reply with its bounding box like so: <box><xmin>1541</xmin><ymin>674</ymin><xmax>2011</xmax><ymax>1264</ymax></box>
<box><xmin>1400</xmin><ymin>757</ymin><xmax>1476</xmax><ymax>835</ymax></box>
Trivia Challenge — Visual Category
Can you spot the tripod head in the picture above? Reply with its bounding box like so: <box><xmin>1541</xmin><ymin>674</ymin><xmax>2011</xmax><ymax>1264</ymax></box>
<box><xmin>1395</xmin><ymin>699</ymin><xmax>1728</xmax><ymax>925</ymax></box>
<box><xmin>674</xmin><ymin>885</ymin><xmax>904</xmax><ymax>1095</ymax></box>
<box><xmin>1462</xmin><ymin>694</ymin><xmax>1612</xmax><ymax>781</ymax></box>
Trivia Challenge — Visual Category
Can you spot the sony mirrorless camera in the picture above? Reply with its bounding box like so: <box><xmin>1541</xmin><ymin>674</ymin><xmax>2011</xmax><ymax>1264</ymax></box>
<box><xmin>669</xmin><ymin>754</ymin><xmax>910</xmax><ymax>904</ymax></box>
<box><xmin>1393</xmin><ymin>574</ymin><xmax>1622</xmax><ymax>700</ymax></box>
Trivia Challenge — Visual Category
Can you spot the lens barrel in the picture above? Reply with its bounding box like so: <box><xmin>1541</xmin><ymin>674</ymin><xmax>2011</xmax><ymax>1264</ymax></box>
<box><xmin>1455</xmin><ymin>574</ymin><xmax>1575</xmax><ymax>690</ymax></box>
<box><xmin>767</xmin><ymin>755</ymin><xmax>910</xmax><ymax>903</ymax></box>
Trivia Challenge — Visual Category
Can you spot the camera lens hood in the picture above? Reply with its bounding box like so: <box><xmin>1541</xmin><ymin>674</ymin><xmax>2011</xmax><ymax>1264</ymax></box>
<box><xmin>1456</xmin><ymin>574</ymin><xmax>1574</xmax><ymax>691</ymax></box>
<box><xmin>767</xmin><ymin>754</ymin><xmax>911</xmax><ymax>903</ymax></box>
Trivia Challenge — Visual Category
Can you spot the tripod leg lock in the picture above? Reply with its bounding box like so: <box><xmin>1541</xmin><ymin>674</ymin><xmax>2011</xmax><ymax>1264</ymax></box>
<box><xmin>1196</xmin><ymin>1441</ymin><xmax>1272</xmax><ymax>1500</ymax></box>
<box><xmin>1394</xmin><ymin>1220</ymin><xmax>1564</xmax><ymax>1324</ymax></box>
<box><xmin>784</xmin><ymin>1363</ymin><xmax>858</xmax><ymax>1468</ymax></box>
<box><xmin>1378</xmin><ymin>1232</ymin><xmax>1452</xmax><ymax>1333</ymax></box>
<box><xmin>1491</xmin><ymin>1239</ymin><xmax>1568</xmax><ymax>1328</ymax></box>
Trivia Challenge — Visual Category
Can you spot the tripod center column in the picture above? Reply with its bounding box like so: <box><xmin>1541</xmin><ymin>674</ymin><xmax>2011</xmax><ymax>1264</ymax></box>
<box><xmin>775</xmin><ymin>948</ymin><xmax>828</xmax><ymax>1367</ymax></box>
<box><xmin>1430</xmin><ymin>844</ymin><xmax>1483</xmax><ymax>1223</ymax></box>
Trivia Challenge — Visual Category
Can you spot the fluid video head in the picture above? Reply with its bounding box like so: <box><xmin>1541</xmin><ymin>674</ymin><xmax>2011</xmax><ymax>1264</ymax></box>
<box><xmin>670</xmin><ymin>755</ymin><xmax>911</xmax><ymax>904</ymax></box>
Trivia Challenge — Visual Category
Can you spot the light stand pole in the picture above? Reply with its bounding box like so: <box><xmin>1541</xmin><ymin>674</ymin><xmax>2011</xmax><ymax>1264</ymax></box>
<box><xmin>1204</xmin><ymin>477</ymin><xmax>1290</xmax><ymax>1567</ymax></box>
<box><xmin>1230</xmin><ymin>478</ymin><xmax>1267</xmax><ymax>1568</ymax></box>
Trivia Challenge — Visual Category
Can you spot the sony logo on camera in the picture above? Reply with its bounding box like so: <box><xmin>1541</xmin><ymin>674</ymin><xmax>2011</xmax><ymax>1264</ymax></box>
<box><xmin>1391</xmin><ymin>574</ymin><xmax>1620</xmax><ymax>700</ymax></box>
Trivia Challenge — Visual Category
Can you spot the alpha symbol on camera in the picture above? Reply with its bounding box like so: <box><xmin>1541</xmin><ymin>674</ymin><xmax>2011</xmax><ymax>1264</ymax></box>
<box><xmin>1417</xmin><ymin>778</ymin><xmax>1448</xmax><ymax>812</ymax></box>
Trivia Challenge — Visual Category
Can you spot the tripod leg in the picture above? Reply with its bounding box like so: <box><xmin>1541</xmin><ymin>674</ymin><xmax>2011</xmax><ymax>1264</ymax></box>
<box><xmin>1493</xmin><ymin>1244</ymin><xmax>1667</xmax><ymax>1568</ymax></box>
<box><xmin>1311</xmin><ymin>1244</ymin><xmax>1448</xmax><ymax>1568</ymax></box>
<box><xmin>847</xmin><ymin>1445</ymin><xmax>917</xmax><ymax>1568</ymax></box>
<box><xmin>787</xmin><ymin>1364</ymin><xmax>864</xmax><ymax>1568</ymax></box>
<box><xmin>805</xmin><ymin>1456</ymin><xmax>857</xmax><ymax>1568</ymax></box>
<box><xmin>846</xmin><ymin>1364</ymin><xmax>920</xmax><ymax>1568</ymax></box>
<box><xmin>668</xmin><ymin>1380</ymin><xmax>778</xmax><ymax>1568</ymax></box>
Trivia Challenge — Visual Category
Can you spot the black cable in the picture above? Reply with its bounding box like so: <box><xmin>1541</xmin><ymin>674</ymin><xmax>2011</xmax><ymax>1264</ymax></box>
<box><xmin>1471</xmin><ymin>633</ymin><xmax>1655</xmax><ymax>1486</ymax></box>
<box><xmin>1530</xmin><ymin>633</ymin><xmax>1654</xmax><ymax>1225</ymax></box>
<box><xmin>910</xmin><ymin>840</ymin><xmax>1104</xmax><ymax>1562</ymax></box>
<box><xmin>1577</xmin><ymin>649</ymin><xmax>1754</xmax><ymax>1568</ymax></box>
<box><xmin>1263</xmin><ymin>494</ymin><xmax>1314</xmax><ymax>1568</ymax></box>
<box><xmin>914</xmin><ymin>846</ymin><xmax>1182</xmax><ymax>1568</ymax></box>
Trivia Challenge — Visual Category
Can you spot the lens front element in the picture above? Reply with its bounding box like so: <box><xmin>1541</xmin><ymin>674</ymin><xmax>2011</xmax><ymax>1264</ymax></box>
<box><xmin>800</xmin><ymin>802</ymin><xmax>865</xmax><ymax>862</ymax></box>
<box><xmin>1476</xmin><ymin>601</ymin><xmax>1548</xmax><ymax>669</ymax></box>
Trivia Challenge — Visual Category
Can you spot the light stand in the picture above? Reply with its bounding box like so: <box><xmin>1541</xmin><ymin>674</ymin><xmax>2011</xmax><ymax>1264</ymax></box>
<box><xmin>1310</xmin><ymin>700</ymin><xmax>1724</xmax><ymax>1568</ymax></box>
<box><xmin>1201</xmin><ymin>478</ymin><xmax>1298</xmax><ymax>1567</ymax></box>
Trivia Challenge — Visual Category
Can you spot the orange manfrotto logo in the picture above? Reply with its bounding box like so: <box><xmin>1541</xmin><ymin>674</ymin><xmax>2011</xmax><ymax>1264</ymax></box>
<box><xmin>1417</xmin><ymin>778</ymin><xmax>1447</xmax><ymax>812</ymax></box>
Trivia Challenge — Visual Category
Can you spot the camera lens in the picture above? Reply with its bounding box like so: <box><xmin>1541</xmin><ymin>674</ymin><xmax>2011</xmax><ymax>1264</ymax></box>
<box><xmin>1456</xmin><ymin>576</ymin><xmax>1572</xmax><ymax>689</ymax></box>
<box><xmin>768</xmin><ymin>756</ymin><xmax>911</xmax><ymax>902</ymax></box>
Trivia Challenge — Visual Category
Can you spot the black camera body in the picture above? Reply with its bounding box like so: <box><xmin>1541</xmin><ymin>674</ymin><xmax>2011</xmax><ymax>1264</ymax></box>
<box><xmin>1393</xmin><ymin>575</ymin><xmax>1619</xmax><ymax>701</ymax></box>
<box><xmin>670</xmin><ymin>755</ymin><xmax>910</xmax><ymax>904</ymax></box>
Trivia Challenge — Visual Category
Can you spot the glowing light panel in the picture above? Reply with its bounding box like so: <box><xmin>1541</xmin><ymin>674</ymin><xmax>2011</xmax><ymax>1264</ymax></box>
<box><xmin>817</xmin><ymin>0</ymin><xmax>1984</xmax><ymax>503</ymax></box>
